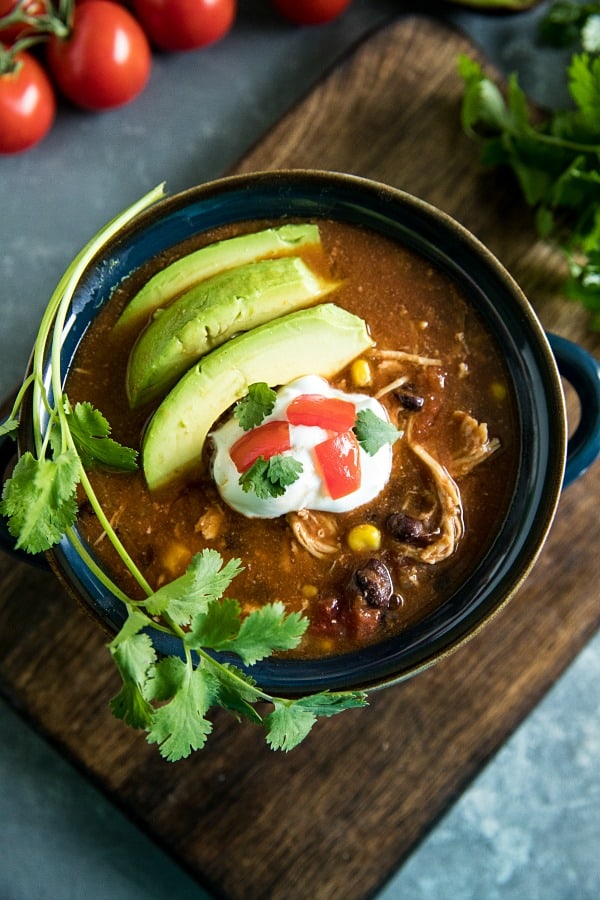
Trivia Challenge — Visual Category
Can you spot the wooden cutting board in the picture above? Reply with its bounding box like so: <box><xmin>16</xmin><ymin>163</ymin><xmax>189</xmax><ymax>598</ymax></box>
<box><xmin>1</xmin><ymin>16</ymin><xmax>599</xmax><ymax>900</ymax></box>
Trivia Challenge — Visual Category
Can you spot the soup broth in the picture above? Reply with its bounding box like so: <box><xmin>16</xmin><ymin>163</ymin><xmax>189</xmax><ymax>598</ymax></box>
<box><xmin>67</xmin><ymin>218</ymin><xmax>518</xmax><ymax>657</ymax></box>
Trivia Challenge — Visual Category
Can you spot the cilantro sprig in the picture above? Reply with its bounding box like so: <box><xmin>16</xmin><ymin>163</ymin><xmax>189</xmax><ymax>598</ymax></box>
<box><xmin>108</xmin><ymin>549</ymin><xmax>366</xmax><ymax>761</ymax></box>
<box><xmin>458</xmin><ymin>50</ymin><xmax>600</xmax><ymax>328</ymax></box>
<box><xmin>234</xmin><ymin>382</ymin><xmax>276</xmax><ymax>430</ymax></box>
<box><xmin>353</xmin><ymin>408</ymin><xmax>403</xmax><ymax>455</ymax></box>
<box><xmin>239</xmin><ymin>453</ymin><xmax>304</xmax><ymax>498</ymax></box>
<box><xmin>0</xmin><ymin>187</ymin><xmax>367</xmax><ymax>759</ymax></box>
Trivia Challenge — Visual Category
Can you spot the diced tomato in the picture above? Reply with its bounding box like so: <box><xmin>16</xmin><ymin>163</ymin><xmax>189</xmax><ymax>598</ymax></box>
<box><xmin>314</xmin><ymin>430</ymin><xmax>361</xmax><ymax>500</ymax></box>
<box><xmin>287</xmin><ymin>394</ymin><xmax>356</xmax><ymax>432</ymax></box>
<box><xmin>230</xmin><ymin>421</ymin><xmax>291</xmax><ymax>472</ymax></box>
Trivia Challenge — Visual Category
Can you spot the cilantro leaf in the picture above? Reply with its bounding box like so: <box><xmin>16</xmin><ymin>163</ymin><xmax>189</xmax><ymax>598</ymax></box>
<box><xmin>0</xmin><ymin>450</ymin><xmax>80</xmax><ymax>553</ymax></box>
<box><xmin>459</xmin><ymin>51</ymin><xmax>600</xmax><ymax>329</ymax></box>
<box><xmin>264</xmin><ymin>690</ymin><xmax>369</xmax><ymax>751</ymax></box>
<box><xmin>209</xmin><ymin>664</ymin><xmax>264</xmax><ymax>724</ymax></box>
<box><xmin>234</xmin><ymin>382</ymin><xmax>276</xmax><ymax>430</ymax></box>
<box><xmin>0</xmin><ymin>417</ymin><xmax>19</xmax><ymax>439</ymax></box>
<box><xmin>185</xmin><ymin>596</ymin><xmax>243</xmax><ymax>649</ymax></box>
<box><xmin>109</xmin><ymin>627</ymin><xmax>156</xmax><ymax>729</ymax></box>
<box><xmin>145</xmin><ymin>549</ymin><xmax>243</xmax><ymax>625</ymax></box>
<box><xmin>458</xmin><ymin>54</ymin><xmax>512</xmax><ymax>135</ymax></box>
<box><xmin>239</xmin><ymin>454</ymin><xmax>303</xmax><ymax>499</ymax></box>
<box><xmin>67</xmin><ymin>401</ymin><xmax>138</xmax><ymax>471</ymax></box>
<box><xmin>292</xmin><ymin>690</ymin><xmax>369</xmax><ymax>717</ymax></box>
<box><xmin>569</xmin><ymin>52</ymin><xmax>600</xmax><ymax>129</ymax></box>
<box><xmin>265</xmin><ymin>700</ymin><xmax>317</xmax><ymax>751</ymax></box>
<box><xmin>146</xmin><ymin>659</ymin><xmax>218</xmax><ymax>761</ymax></box>
<box><xmin>186</xmin><ymin>597</ymin><xmax>307</xmax><ymax>664</ymax></box>
<box><xmin>228</xmin><ymin>601</ymin><xmax>308</xmax><ymax>665</ymax></box>
<box><xmin>353</xmin><ymin>408</ymin><xmax>402</xmax><ymax>456</ymax></box>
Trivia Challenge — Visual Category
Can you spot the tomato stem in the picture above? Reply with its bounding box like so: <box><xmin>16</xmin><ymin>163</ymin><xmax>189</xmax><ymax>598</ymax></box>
<box><xmin>0</xmin><ymin>0</ymin><xmax>70</xmax><ymax>47</ymax></box>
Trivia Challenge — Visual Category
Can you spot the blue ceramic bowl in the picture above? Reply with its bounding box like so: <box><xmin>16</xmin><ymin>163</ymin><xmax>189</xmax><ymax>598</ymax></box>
<box><xmin>2</xmin><ymin>170</ymin><xmax>600</xmax><ymax>695</ymax></box>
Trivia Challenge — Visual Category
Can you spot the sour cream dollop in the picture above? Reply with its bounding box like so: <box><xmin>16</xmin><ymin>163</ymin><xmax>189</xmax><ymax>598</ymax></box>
<box><xmin>210</xmin><ymin>375</ymin><xmax>393</xmax><ymax>518</ymax></box>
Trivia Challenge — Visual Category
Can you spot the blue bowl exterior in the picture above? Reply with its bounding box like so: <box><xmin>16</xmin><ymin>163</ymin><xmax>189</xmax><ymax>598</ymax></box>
<box><xmin>38</xmin><ymin>171</ymin><xmax>566</xmax><ymax>694</ymax></box>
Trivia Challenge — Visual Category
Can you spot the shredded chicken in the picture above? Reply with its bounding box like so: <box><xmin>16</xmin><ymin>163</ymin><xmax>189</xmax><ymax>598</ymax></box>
<box><xmin>195</xmin><ymin>505</ymin><xmax>225</xmax><ymax>540</ymax></box>
<box><xmin>450</xmin><ymin>410</ymin><xmax>501</xmax><ymax>477</ymax></box>
<box><xmin>287</xmin><ymin>509</ymin><xmax>341</xmax><ymax>559</ymax></box>
<box><xmin>371</xmin><ymin>348</ymin><xmax>442</xmax><ymax>366</ymax></box>
<box><xmin>399</xmin><ymin>438</ymin><xmax>464</xmax><ymax>565</ymax></box>
<box><xmin>375</xmin><ymin>375</ymin><xmax>409</xmax><ymax>400</ymax></box>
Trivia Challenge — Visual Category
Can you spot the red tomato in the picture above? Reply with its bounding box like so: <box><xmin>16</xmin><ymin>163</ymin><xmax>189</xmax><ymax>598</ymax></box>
<box><xmin>286</xmin><ymin>394</ymin><xmax>356</xmax><ymax>432</ymax></box>
<box><xmin>314</xmin><ymin>430</ymin><xmax>361</xmax><ymax>499</ymax></box>
<box><xmin>271</xmin><ymin>0</ymin><xmax>351</xmax><ymax>26</ymax></box>
<box><xmin>0</xmin><ymin>0</ymin><xmax>47</xmax><ymax>44</ymax></box>
<box><xmin>230</xmin><ymin>421</ymin><xmax>291</xmax><ymax>473</ymax></box>
<box><xmin>0</xmin><ymin>50</ymin><xmax>55</xmax><ymax>154</ymax></box>
<box><xmin>132</xmin><ymin>0</ymin><xmax>236</xmax><ymax>52</ymax></box>
<box><xmin>46</xmin><ymin>1</ymin><xmax>151</xmax><ymax>111</ymax></box>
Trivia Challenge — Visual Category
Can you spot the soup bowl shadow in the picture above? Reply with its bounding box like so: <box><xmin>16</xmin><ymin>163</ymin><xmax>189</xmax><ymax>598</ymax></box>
<box><xmin>2</xmin><ymin>170</ymin><xmax>600</xmax><ymax>696</ymax></box>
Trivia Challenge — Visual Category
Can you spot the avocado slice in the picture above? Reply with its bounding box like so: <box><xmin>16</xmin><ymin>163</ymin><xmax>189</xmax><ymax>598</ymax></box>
<box><xmin>127</xmin><ymin>256</ymin><xmax>338</xmax><ymax>408</ymax></box>
<box><xmin>115</xmin><ymin>223</ymin><xmax>322</xmax><ymax>333</ymax></box>
<box><xmin>142</xmin><ymin>303</ymin><xmax>373</xmax><ymax>491</ymax></box>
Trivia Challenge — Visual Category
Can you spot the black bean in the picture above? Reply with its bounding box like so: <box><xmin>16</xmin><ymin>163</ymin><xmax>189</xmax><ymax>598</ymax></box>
<box><xmin>387</xmin><ymin>512</ymin><xmax>434</xmax><ymax>545</ymax></box>
<box><xmin>395</xmin><ymin>391</ymin><xmax>424</xmax><ymax>412</ymax></box>
<box><xmin>354</xmin><ymin>558</ymin><xmax>394</xmax><ymax>609</ymax></box>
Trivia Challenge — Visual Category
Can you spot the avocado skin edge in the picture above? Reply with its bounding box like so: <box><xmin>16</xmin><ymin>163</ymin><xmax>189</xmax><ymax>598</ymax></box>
<box><xmin>142</xmin><ymin>303</ymin><xmax>373</xmax><ymax>491</ymax></box>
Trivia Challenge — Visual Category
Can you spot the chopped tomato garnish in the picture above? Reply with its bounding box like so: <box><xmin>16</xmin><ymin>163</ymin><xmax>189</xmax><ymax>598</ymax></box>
<box><xmin>230</xmin><ymin>420</ymin><xmax>291</xmax><ymax>472</ymax></box>
<box><xmin>313</xmin><ymin>430</ymin><xmax>361</xmax><ymax>499</ymax></box>
<box><xmin>287</xmin><ymin>393</ymin><xmax>356</xmax><ymax>431</ymax></box>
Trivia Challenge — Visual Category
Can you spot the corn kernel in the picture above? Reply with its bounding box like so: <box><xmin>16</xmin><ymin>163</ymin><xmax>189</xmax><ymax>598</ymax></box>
<box><xmin>490</xmin><ymin>381</ymin><xmax>507</xmax><ymax>402</ymax></box>
<box><xmin>302</xmin><ymin>584</ymin><xmax>318</xmax><ymax>598</ymax></box>
<box><xmin>161</xmin><ymin>542</ymin><xmax>192</xmax><ymax>575</ymax></box>
<box><xmin>347</xmin><ymin>523</ymin><xmax>382</xmax><ymax>552</ymax></box>
<box><xmin>351</xmin><ymin>358</ymin><xmax>372</xmax><ymax>388</ymax></box>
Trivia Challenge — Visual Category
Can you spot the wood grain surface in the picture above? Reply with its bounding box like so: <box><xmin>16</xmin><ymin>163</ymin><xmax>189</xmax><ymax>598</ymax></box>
<box><xmin>1</xmin><ymin>16</ymin><xmax>599</xmax><ymax>900</ymax></box>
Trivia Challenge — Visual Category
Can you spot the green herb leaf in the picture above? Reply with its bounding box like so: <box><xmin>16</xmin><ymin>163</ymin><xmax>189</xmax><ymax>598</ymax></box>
<box><xmin>0</xmin><ymin>450</ymin><xmax>80</xmax><ymax>553</ymax></box>
<box><xmin>67</xmin><ymin>401</ymin><xmax>138</xmax><ymax>471</ymax></box>
<box><xmin>458</xmin><ymin>54</ymin><xmax>512</xmax><ymax>135</ymax></box>
<box><xmin>109</xmin><ymin>625</ymin><xmax>157</xmax><ymax>730</ymax></box>
<box><xmin>293</xmin><ymin>690</ymin><xmax>369</xmax><ymax>717</ymax></box>
<box><xmin>265</xmin><ymin>700</ymin><xmax>318</xmax><ymax>751</ymax></box>
<box><xmin>0</xmin><ymin>417</ymin><xmax>19</xmax><ymax>439</ymax></box>
<box><xmin>209</xmin><ymin>664</ymin><xmax>264</xmax><ymax>724</ymax></box>
<box><xmin>145</xmin><ymin>549</ymin><xmax>243</xmax><ymax>625</ymax></box>
<box><xmin>264</xmin><ymin>689</ymin><xmax>369</xmax><ymax>751</ymax></box>
<box><xmin>266</xmin><ymin>454</ymin><xmax>304</xmax><ymax>489</ymax></box>
<box><xmin>353</xmin><ymin>408</ymin><xmax>402</xmax><ymax>456</ymax></box>
<box><xmin>234</xmin><ymin>382</ymin><xmax>277</xmax><ymax>430</ymax></box>
<box><xmin>227</xmin><ymin>601</ymin><xmax>308</xmax><ymax>665</ymax></box>
<box><xmin>459</xmin><ymin>51</ymin><xmax>600</xmax><ymax>329</ymax></box>
<box><xmin>186</xmin><ymin>597</ymin><xmax>307</xmax><ymax>664</ymax></box>
<box><xmin>185</xmin><ymin>596</ymin><xmax>243</xmax><ymax>649</ymax></box>
<box><xmin>569</xmin><ymin>52</ymin><xmax>600</xmax><ymax>128</ymax></box>
<box><xmin>145</xmin><ymin>658</ymin><xmax>218</xmax><ymax>761</ymax></box>
<box><xmin>239</xmin><ymin>454</ymin><xmax>303</xmax><ymax>498</ymax></box>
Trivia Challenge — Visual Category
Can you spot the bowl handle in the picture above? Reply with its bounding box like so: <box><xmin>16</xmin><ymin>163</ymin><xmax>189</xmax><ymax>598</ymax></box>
<box><xmin>547</xmin><ymin>332</ymin><xmax>600</xmax><ymax>487</ymax></box>
<box><xmin>0</xmin><ymin>402</ymin><xmax>50</xmax><ymax>570</ymax></box>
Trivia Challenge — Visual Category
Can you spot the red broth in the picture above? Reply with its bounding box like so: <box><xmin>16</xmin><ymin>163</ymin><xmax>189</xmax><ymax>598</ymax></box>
<box><xmin>67</xmin><ymin>219</ymin><xmax>518</xmax><ymax>657</ymax></box>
